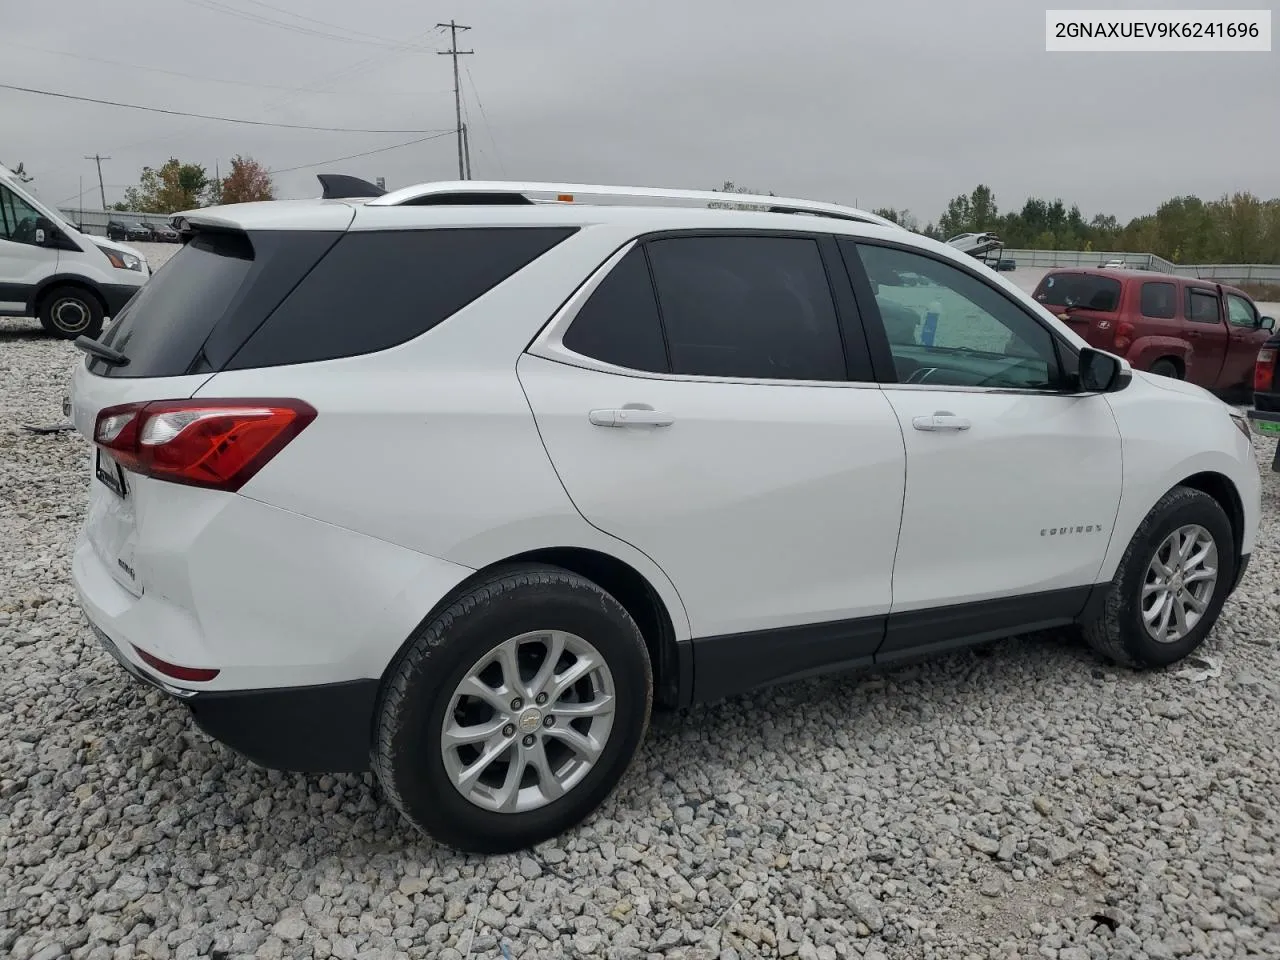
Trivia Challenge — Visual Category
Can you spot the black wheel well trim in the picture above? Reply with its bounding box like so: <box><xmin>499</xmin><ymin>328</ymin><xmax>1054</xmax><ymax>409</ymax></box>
<box><xmin>378</xmin><ymin>548</ymin><xmax>690</xmax><ymax>719</ymax></box>
<box><xmin>1176</xmin><ymin>471</ymin><xmax>1245</xmax><ymax>564</ymax></box>
<box><xmin>28</xmin><ymin>275</ymin><xmax>107</xmax><ymax>316</ymax></box>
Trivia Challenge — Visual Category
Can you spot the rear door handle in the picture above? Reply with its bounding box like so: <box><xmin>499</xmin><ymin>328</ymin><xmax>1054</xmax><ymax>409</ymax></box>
<box><xmin>589</xmin><ymin>407</ymin><xmax>675</xmax><ymax>428</ymax></box>
<box><xmin>912</xmin><ymin>412</ymin><xmax>971</xmax><ymax>432</ymax></box>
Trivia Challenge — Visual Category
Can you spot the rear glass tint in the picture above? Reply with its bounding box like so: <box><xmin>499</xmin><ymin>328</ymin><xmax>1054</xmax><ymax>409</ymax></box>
<box><xmin>1034</xmin><ymin>273</ymin><xmax>1121</xmax><ymax>312</ymax></box>
<box><xmin>94</xmin><ymin>229</ymin><xmax>342</xmax><ymax>378</ymax></box>
<box><xmin>227</xmin><ymin>227</ymin><xmax>576</xmax><ymax>369</ymax></box>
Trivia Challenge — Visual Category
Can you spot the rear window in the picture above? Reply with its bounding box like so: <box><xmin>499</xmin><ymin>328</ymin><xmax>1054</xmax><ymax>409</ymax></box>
<box><xmin>1034</xmin><ymin>273</ymin><xmax>1121</xmax><ymax>312</ymax></box>
<box><xmin>93</xmin><ymin>226</ymin><xmax>574</xmax><ymax>377</ymax></box>
<box><xmin>94</xmin><ymin>230</ymin><xmax>342</xmax><ymax>378</ymax></box>
<box><xmin>228</xmin><ymin>227</ymin><xmax>575</xmax><ymax>370</ymax></box>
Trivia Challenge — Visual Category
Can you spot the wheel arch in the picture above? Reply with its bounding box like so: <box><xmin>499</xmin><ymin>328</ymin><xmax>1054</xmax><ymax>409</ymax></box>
<box><xmin>1177</xmin><ymin>470</ymin><xmax>1244</xmax><ymax>563</ymax></box>
<box><xmin>381</xmin><ymin>547</ymin><xmax>692</xmax><ymax>710</ymax></box>
<box><xmin>28</xmin><ymin>274</ymin><xmax>107</xmax><ymax>317</ymax></box>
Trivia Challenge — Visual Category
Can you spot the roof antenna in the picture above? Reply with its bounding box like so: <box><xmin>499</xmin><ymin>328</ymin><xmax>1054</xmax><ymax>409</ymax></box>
<box><xmin>317</xmin><ymin>174</ymin><xmax>387</xmax><ymax>199</ymax></box>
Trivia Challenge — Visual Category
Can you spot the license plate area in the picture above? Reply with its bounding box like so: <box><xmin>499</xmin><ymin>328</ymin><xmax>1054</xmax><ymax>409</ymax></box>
<box><xmin>95</xmin><ymin>448</ymin><xmax>128</xmax><ymax>498</ymax></box>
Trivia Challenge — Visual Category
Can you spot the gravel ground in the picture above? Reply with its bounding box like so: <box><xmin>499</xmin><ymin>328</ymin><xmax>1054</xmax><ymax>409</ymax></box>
<box><xmin>2</xmin><ymin>321</ymin><xmax>1279</xmax><ymax>960</ymax></box>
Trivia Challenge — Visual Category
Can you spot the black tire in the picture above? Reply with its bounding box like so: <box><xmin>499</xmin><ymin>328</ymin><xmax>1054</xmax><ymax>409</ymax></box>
<box><xmin>1082</xmin><ymin>487</ymin><xmax>1235</xmax><ymax>668</ymax></box>
<box><xmin>1149</xmin><ymin>358</ymin><xmax>1181</xmax><ymax>380</ymax></box>
<box><xmin>38</xmin><ymin>285</ymin><xmax>104</xmax><ymax>340</ymax></box>
<box><xmin>373</xmin><ymin>563</ymin><xmax>653</xmax><ymax>853</ymax></box>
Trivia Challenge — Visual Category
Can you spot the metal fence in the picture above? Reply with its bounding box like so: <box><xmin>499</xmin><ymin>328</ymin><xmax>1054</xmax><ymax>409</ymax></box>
<box><xmin>1002</xmin><ymin>248</ymin><xmax>1280</xmax><ymax>285</ymax></box>
<box><xmin>58</xmin><ymin>208</ymin><xmax>175</xmax><ymax>237</ymax></box>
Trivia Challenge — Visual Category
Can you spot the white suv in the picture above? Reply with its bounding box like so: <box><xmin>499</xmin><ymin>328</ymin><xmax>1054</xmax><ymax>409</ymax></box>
<box><xmin>69</xmin><ymin>180</ymin><xmax>1260</xmax><ymax>853</ymax></box>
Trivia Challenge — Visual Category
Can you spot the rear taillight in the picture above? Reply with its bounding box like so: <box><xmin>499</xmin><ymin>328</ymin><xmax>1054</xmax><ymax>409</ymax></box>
<box><xmin>1256</xmin><ymin>349</ymin><xmax>1276</xmax><ymax>393</ymax></box>
<box><xmin>93</xmin><ymin>398</ymin><xmax>316</xmax><ymax>492</ymax></box>
<box><xmin>1113</xmin><ymin>320</ymin><xmax>1135</xmax><ymax>353</ymax></box>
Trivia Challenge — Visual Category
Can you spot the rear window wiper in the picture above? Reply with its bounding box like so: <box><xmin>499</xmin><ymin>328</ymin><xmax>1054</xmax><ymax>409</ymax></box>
<box><xmin>74</xmin><ymin>336</ymin><xmax>129</xmax><ymax>367</ymax></box>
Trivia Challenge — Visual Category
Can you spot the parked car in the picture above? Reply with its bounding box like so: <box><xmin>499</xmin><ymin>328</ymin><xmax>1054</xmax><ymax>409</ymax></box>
<box><xmin>1248</xmin><ymin>335</ymin><xmax>1280</xmax><ymax>469</ymax></box>
<box><xmin>946</xmin><ymin>231</ymin><xmax>1002</xmax><ymax>257</ymax></box>
<box><xmin>149</xmin><ymin>223</ymin><xmax>180</xmax><ymax>243</ymax></box>
<box><xmin>1032</xmin><ymin>268</ymin><xmax>1275</xmax><ymax>392</ymax></box>
<box><xmin>0</xmin><ymin>164</ymin><xmax>149</xmax><ymax>338</ymax></box>
<box><xmin>1101</xmin><ymin>258</ymin><xmax>1127</xmax><ymax>269</ymax></box>
<box><xmin>995</xmin><ymin>258</ymin><xmax>1017</xmax><ymax>271</ymax></box>
<box><xmin>106</xmin><ymin>220</ymin><xmax>153</xmax><ymax>242</ymax></box>
<box><xmin>69</xmin><ymin>179</ymin><xmax>1260</xmax><ymax>853</ymax></box>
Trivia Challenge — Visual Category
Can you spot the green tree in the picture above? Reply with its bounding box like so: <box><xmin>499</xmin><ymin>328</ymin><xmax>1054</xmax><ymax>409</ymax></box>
<box><xmin>117</xmin><ymin>158</ymin><xmax>211</xmax><ymax>213</ymax></box>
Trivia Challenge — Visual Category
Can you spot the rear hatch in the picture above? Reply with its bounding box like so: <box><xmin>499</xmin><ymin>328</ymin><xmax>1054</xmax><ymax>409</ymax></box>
<box><xmin>70</xmin><ymin>209</ymin><xmax>577</xmax><ymax>599</ymax></box>
<box><xmin>70</xmin><ymin>222</ymin><xmax>349</xmax><ymax>598</ymax></box>
<box><xmin>1032</xmin><ymin>271</ymin><xmax>1122</xmax><ymax>347</ymax></box>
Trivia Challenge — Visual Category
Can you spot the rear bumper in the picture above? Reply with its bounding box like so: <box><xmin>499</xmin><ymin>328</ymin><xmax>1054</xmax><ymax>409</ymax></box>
<box><xmin>187</xmin><ymin>680</ymin><xmax>378</xmax><ymax>772</ymax></box>
<box><xmin>1246</xmin><ymin>409</ymin><xmax>1280</xmax><ymax>471</ymax></box>
<box><xmin>90</xmin><ymin>622</ymin><xmax>376</xmax><ymax>771</ymax></box>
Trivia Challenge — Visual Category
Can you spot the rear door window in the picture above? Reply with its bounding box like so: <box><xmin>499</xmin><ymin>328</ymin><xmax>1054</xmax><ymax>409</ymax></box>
<box><xmin>1140</xmin><ymin>281</ymin><xmax>1177</xmax><ymax>319</ymax></box>
<box><xmin>644</xmin><ymin>235</ymin><xmax>847</xmax><ymax>381</ymax></box>
<box><xmin>1186</xmin><ymin>287</ymin><xmax>1222</xmax><ymax>324</ymax></box>
<box><xmin>561</xmin><ymin>247</ymin><xmax>669</xmax><ymax>373</ymax></box>
<box><xmin>1034</xmin><ymin>273</ymin><xmax>1121</xmax><ymax>312</ymax></box>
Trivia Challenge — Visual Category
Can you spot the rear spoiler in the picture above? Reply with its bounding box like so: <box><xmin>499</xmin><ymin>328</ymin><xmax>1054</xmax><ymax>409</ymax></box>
<box><xmin>317</xmin><ymin>174</ymin><xmax>386</xmax><ymax>200</ymax></box>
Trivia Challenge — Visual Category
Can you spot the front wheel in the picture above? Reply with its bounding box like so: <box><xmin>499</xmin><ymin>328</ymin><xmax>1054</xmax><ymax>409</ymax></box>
<box><xmin>38</xmin><ymin>285</ymin><xmax>104</xmax><ymax>340</ymax></box>
<box><xmin>1082</xmin><ymin>487</ymin><xmax>1235</xmax><ymax>668</ymax></box>
<box><xmin>373</xmin><ymin>564</ymin><xmax>653</xmax><ymax>853</ymax></box>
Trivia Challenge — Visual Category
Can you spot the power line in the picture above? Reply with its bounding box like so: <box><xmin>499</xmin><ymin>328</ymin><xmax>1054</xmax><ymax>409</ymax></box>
<box><xmin>17</xmin><ymin>42</ymin><xmax>446</xmax><ymax>99</ymax></box>
<box><xmin>179</xmin><ymin>0</ymin><xmax>428</xmax><ymax>49</ymax></box>
<box><xmin>0</xmin><ymin>83</ymin><xmax>447</xmax><ymax>133</ymax></box>
<box><xmin>464</xmin><ymin>64</ymin><xmax>505</xmax><ymax>178</ymax></box>
<box><xmin>436</xmin><ymin>21</ymin><xmax>474</xmax><ymax>180</ymax></box>
<box><xmin>270</xmin><ymin>131</ymin><xmax>454</xmax><ymax>175</ymax></box>
<box><xmin>233</xmin><ymin>0</ymin><xmax>417</xmax><ymax>45</ymax></box>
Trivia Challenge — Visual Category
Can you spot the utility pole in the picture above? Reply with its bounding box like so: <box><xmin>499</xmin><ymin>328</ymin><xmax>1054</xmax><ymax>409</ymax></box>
<box><xmin>436</xmin><ymin>20</ymin><xmax>473</xmax><ymax>180</ymax></box>
<box><xmin>84</xmin><ymin>154</ymin><xmax>110</xmax><ymax>210</ymax></box>
<box><xmin>462</xmin><ymin>123</ymin><xmax>472</xmax><ymax>179</ymax></box>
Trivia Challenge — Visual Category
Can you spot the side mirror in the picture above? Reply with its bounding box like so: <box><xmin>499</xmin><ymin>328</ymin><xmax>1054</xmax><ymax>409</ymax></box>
<box><xmin>1078</xmin><ymin>347</ymin><xmax>1129</xmax><ymax>393</ymax></box>
<box><xmin>1260</xmin><ymin>316</ymin><xmax>1275</xmax><ymax>331</ymax></box>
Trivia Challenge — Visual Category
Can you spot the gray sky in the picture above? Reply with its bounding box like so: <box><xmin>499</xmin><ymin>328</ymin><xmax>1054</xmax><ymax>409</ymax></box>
<box><xmin>8</xmin><ymin>0</ymin><xmax>1279</xmax><ymax>224</ymax></box>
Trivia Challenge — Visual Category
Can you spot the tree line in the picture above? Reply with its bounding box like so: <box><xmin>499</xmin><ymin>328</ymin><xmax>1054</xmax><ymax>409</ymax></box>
<box><xmin>869</xmin><ymin>184</ymin><xmax>1280</xmax><ymax>265</ymax></box>
<box><xmin>114</xmin><ymin>156</ymin><xmax>275</xmax><ymax>213</ymax></box>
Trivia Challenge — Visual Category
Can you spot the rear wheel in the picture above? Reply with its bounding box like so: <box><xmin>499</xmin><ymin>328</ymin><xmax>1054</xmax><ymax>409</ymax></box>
<box><xmin>1082</xmin><ymin>487</ymin><xmax>1235</xmax><ymax>667</ymax></box>
<box><xmin>373</xmin><ymin>564</ymin><xmax>653</xmax><ymax>853</ymax></box>
<box><xmin>1149</xmin><ymin>358</ymin><xmax>1181</xmax><ymax>380</ymax></box>
<box><xmin>38</xmin><ymin>285</ymin><xmax>104</xmax><ymax>340</ymax></box>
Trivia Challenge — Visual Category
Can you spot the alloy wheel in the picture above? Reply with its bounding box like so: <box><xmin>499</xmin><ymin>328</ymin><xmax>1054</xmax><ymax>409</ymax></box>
<box><xmin>440</xmin><ymin>630</ymin><xmax>616</xmax><ymax>813</ymax></box>
<box><xmin>1141</xmin><ymin>523</ymin><xmax>1218</xmax><ymax>644</ymax></box>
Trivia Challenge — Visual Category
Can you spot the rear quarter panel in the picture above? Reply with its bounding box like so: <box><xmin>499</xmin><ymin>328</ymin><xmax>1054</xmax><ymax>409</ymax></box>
<box><xmin>191</xmin><ymin>223</ymin><xmax>694</xmax><ymax>641</ymax></box>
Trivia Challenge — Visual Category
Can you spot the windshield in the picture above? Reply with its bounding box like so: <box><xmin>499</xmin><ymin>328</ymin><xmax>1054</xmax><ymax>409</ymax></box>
<box><xmin>1034</xmin><ymin>272</ymin><xmax>1121</xmax><ymax>312</ymax></box>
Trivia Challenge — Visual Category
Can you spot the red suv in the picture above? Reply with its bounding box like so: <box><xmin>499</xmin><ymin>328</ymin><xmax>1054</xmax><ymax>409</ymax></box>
<box><xmin>1031</xmin><ymin>268</ymin><xmax>1276</xmax><ymax>391</ymax></box>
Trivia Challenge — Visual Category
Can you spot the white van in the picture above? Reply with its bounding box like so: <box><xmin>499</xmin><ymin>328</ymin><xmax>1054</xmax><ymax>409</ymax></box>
<box><xmin>0</xmin><ymin>163</ymin><xmax>150</xmax><ymax>339</ymax></box>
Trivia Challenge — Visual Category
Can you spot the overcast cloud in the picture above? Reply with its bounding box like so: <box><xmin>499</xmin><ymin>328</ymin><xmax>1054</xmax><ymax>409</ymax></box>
<box><xmin>7</xmin><ymin>0</ymin><xmax>1279</xmax><ymax>223</ymax></box>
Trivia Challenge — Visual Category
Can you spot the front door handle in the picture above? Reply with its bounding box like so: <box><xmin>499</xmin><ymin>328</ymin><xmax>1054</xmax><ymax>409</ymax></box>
<box><xmin>912</xmin><ymin>412</ymin><xmax>971</xmax><ymax>432</ymax></box>
<box><xmin>589</xmin><ymin>407</ymin><xmax>675</xmax><ymax>428</ymax></box>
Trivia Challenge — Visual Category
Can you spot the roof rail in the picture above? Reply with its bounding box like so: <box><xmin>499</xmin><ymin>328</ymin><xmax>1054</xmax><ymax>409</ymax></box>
<box><xmin>363</xmin><ymin>180</ymin><xmax>901</xmax><ymax>228</ymax></box>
